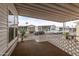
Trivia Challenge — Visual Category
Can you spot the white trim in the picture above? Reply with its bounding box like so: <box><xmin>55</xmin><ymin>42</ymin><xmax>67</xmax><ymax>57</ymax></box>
<box><xmin>4</xmin><ymin>37</ymin><xmax>18</xmax><ymax>56</ymax></box>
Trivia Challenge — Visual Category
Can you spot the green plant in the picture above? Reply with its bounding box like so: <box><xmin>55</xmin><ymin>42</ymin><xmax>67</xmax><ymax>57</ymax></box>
<box><xmin>64</xmin><ymin>32</ymin><xmax>69</xmax><ymax>39</ymax></box>
<box><xmin>19</xmin><ymin>27</ymin><xmax>26</xmax><ymax>42</ymax></box>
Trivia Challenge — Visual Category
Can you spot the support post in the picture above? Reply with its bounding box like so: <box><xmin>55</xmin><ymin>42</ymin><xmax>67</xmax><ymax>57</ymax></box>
<box><xmin>63</xmin><ymin>22</ymin><xmax>65</xmax><ymax>34</ymax></box>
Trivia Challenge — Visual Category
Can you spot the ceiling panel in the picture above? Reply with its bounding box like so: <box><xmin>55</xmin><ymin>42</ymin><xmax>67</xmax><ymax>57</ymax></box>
<box><xmin>14</xmin><ymin>3</ymin><xmax>79</xmax><ymax>22</ymax></box>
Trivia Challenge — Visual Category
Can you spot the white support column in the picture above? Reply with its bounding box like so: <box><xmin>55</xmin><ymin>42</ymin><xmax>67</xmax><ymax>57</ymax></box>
<box><xmin>35</xmin><ymin>26</ymin><xmax>39</xmax><ymax>31</ymax></box>
<box><xmin>76</xmin><ymin>22</ymin><xmax>79</xmax><ymax>41</ymax></box>
<box><xmin>41</xmin><ymin>26</ymin><xmax>42</xmax><ymax>31</ymax></box>
<box><xmin>63</xmin><ymin>22</ymin><xmax>66</xmax><ymax>34</ymax></box>
<box><xmin>17</xmin><ymin>15</ymin><xmax>19</xmax><ymax>40</ymax></box>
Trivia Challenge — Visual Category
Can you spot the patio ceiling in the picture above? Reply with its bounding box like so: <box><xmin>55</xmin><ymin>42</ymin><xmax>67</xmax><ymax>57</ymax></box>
<box><xmin>15</xmin><ymin>3</ymin><xmax>79</xmax><ymax>22</ymax></box>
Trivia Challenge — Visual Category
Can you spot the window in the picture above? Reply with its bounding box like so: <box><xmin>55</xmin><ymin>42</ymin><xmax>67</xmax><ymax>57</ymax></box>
<box><xmin>8</xmin><ymin>10</ymin><xmax>15</xmax><ymax>42</ymax></box>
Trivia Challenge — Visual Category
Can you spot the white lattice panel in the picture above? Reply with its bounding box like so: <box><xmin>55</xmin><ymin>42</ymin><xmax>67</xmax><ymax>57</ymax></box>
<box><xmin>46</xmin><ymin>34</ymin><xmax>79</xmax><ymax>56</ymax></box>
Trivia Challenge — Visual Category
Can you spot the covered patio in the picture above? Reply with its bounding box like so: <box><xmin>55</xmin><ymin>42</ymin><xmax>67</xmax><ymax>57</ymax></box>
<box><xmin>14</xmin><ymin>3</ymin><xmax>79</xmax><ymax>56</ymax></box>
<box><xmin>1</xmin><ymin>3</ymin><xmax>79</xmax><ymax>56</ymax></box>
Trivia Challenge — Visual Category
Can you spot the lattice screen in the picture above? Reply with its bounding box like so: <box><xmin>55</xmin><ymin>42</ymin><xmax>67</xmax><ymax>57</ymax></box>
<box><xmin>46</xmin><ymin>34</ymin><xmax>79</xmax><ymax>56</ymax></box>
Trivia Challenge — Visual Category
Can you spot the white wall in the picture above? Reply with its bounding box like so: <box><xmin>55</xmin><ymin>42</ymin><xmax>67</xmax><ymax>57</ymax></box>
<box><xmin>0</xmin><ymin>4</ymin><xmax>18</xmax><ymax>56</ymax></box>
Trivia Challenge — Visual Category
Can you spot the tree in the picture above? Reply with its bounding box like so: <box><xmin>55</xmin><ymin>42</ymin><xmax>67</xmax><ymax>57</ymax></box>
<box><xmin>19</xmin><ymin>27</ymin><xmax>26</xmax><ymax>42</ymax></box>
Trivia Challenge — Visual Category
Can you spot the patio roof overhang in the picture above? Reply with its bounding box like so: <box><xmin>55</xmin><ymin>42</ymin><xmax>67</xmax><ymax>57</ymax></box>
<box><xmin>15</xmin><ymin>3</ymin><xmax>79</xmax><ymax>22</ymax></box>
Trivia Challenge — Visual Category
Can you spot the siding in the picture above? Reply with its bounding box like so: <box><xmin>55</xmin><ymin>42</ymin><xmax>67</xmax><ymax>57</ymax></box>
<box><xmin>0</xmin><ymin>3</ymin><xmax>18</xmax><ymax>56</ymax></box>
<box><xmin>0</xmin><ymin>4</ymin><xmax>8</xmax><ymax>55</ymax></box>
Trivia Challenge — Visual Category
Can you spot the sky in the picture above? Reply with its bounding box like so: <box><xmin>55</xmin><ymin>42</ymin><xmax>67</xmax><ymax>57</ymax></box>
<box><xmin>18</xmin><ymin>16</ymin><xmax>79</xmax><ymax>28</ymax></box>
